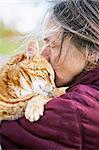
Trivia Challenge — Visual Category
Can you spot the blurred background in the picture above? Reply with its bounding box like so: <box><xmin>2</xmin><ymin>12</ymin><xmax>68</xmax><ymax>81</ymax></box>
<box><xmin>0</xmin><ymin>0</ymin><xmax>51</xmax><ymax>66</ymax></box>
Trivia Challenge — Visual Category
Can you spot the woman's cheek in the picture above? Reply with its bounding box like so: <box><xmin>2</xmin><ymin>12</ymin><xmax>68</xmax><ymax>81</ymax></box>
<box><xmin>50</xmin><ymin>49</ymin><xmax>59</xmax><ymax>67</ymax></box>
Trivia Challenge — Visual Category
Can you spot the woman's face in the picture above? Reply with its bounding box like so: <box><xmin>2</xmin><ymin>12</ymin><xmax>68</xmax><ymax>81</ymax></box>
<box><xmin>42</xmin><ymin>21</ymin><xmax>86</xmax><ymax>86</ymax></box>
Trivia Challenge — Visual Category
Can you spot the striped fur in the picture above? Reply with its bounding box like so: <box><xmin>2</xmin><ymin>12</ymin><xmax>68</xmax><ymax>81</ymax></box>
<box><xmin>0</xmin><ymin>45</ymin><xmax>65</xmax><ymax>122</ymax></box>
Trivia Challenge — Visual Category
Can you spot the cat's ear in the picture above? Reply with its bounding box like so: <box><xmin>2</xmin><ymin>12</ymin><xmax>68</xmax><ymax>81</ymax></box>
<box><xmin>26</xmin><ymin>40</ymin><xmax>39</xmax><ymax>59</ymax></box>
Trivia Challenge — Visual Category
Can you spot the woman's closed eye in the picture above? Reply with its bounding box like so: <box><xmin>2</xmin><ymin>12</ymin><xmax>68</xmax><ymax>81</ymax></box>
<box><xmin>44</xmin><ymin>41</ymin><xmax>55</xmax><ymax>49</ymax></box>
<box><xmin>43</xmin><ymin>38</ymin><xmax>51</xmax><ymax>48</ymax></box>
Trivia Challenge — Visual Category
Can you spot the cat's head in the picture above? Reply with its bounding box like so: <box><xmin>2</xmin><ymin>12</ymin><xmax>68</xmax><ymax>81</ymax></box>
<box><xmin>5</xmin><ymin>41</ymin><xmax>55</xmax><ymax>97</ymax></box>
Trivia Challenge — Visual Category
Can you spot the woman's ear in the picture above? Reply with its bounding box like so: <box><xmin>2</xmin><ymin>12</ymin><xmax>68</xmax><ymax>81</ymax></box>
<box><xmin>84</xmin><ymin>51</ymin><xmax>99</xmax><ymax>71</ymax></box>
<box><xmin>26</xmin><ymin>40</ymin><xmax>39</xmax><ymax>59</ymax></box>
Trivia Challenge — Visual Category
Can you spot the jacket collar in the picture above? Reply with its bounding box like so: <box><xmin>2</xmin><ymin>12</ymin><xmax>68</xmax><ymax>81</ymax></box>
<box><xmin>67</xmin><ymin>67</ymin><xmax>99</xmax><ymax>90</ymax></box>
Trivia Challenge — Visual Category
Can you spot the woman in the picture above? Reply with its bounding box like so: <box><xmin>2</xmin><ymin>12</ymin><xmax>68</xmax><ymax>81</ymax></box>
<box><xmin>1</xmin><ymin>0</ymin><xmax>99</xmax><ymax>149</ymax></box>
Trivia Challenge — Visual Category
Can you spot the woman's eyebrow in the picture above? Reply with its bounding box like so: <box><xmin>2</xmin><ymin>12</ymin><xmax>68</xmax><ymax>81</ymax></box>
<box><xmin>43</xmin><ymin>37</ymin><xmax>50</xmax><ymax>43</ymax></box>
<box><xmin>43</xmin><ymin>38</ymin><xmax>49</xmax><ymax>42</ymax></box>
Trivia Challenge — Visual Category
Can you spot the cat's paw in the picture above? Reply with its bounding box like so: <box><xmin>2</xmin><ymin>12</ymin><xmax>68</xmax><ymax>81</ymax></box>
<box><xmin>25</xmin><ymin>96</ymin><xmax>47</xmax><ymax>122</ymax></box>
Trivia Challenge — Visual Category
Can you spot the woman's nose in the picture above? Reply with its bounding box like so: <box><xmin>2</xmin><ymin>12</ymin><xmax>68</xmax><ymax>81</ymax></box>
<box><xmin>41</xmin><ymin>46</ymin><xmax>51</xmax><ymax>62</ymax></box>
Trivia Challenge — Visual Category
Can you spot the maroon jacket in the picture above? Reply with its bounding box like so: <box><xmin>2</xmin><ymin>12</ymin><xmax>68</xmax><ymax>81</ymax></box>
<box><xmin>1</xmin><ymin>67</ymin><xmax>99</xmax><ymax>150</ymax></box>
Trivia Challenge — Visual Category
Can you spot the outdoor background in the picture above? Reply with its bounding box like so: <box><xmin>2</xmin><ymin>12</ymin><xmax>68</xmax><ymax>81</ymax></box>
<box><xmin>0</xmin><ymin>0</ymin><xmax>51</xmax><ymax>66</ymax></box>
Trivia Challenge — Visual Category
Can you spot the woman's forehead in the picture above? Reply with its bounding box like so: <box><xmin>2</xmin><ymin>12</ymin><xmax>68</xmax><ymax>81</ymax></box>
<box><xmin>42</xmin><ymin>19</ymin><xmax>63</xmax><ymax>38</ymax></box>
<box><xmin>45</xmin><ymin>19</ymin><xmax>57</xmax><ymax>29</ymax></box>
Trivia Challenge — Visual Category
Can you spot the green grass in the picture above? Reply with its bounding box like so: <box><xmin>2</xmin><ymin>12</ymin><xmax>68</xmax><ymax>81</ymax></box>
<box><xmin>0</xmin><ymin>36</ymin><xmax>44</xmax><ymax>55</ymax></box>
<box><xmin>0</xmin><ymin>38</ymin><xmax>21</xmax><ymax>55</ymax></box>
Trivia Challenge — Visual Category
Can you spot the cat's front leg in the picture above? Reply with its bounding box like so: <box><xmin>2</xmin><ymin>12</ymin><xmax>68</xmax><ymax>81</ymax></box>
<box><xmin>25</xmin><ymin>95</ymin><xmax>50</xmax><ymax>122</ymax></box>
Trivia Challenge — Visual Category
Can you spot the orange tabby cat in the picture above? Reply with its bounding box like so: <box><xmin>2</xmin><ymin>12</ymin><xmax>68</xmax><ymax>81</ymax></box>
<box><xmin>0</xmin><ymin>41</ymin><xmax>65</xmax><ymax>122</ymax></box>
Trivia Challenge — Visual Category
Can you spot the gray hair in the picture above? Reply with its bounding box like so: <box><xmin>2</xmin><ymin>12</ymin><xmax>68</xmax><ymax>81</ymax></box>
<box><xmin>53</xmin><ymin>0</ymin><xmax>99</xmax><ymax>51</ymax></box>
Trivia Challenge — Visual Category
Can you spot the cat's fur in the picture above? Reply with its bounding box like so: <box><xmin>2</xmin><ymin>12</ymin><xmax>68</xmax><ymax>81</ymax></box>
<box><xmin>0</xmin><ymin>41</ymin><xmax>65</xmax><ymax>122</ymax></box>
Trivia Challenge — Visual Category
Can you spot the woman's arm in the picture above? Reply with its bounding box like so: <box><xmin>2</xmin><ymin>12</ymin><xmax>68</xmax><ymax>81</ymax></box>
<box><xmin>1</xmin><ymin>95</ymin><xmax>82</xmax><ymax>150</ymax></box>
